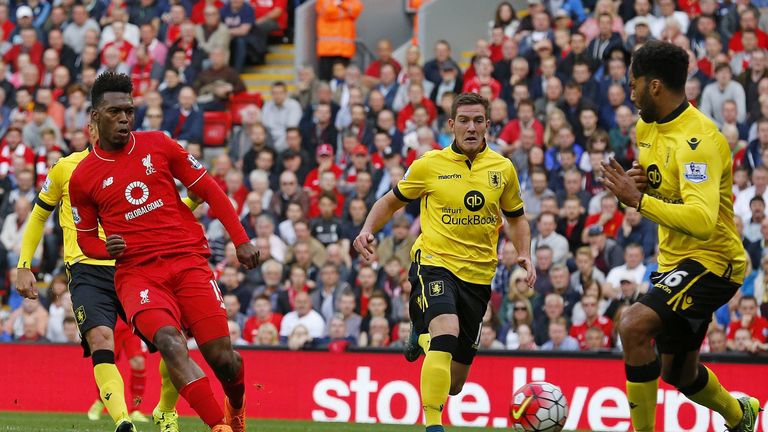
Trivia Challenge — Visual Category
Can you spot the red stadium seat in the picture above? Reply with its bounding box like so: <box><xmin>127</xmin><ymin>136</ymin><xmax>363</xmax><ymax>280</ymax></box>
<box><xmin>202</xmin><ymin>111</ymin><xmax>232</xmax><ymax>147</ymax></box>
<box><xmin>229</xmin><ymin>92</ymin><xmax>263</xmax><ymax>125</ymax></box>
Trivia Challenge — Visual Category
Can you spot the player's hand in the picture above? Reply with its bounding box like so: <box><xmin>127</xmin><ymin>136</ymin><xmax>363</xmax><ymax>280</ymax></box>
<box><xmin>627</xmin><ymin>161</ymin><xmax>648</xmax><ymax>192</ymax></box>
<box><xmin>105</xmin><ymin>235</ymin><xmax>126</xmax><ymax>258</ymax></box>
<box><xmin>236</xmin><ymin>242</ymin><xmax>260</xmax><ymax>270</ymax></box>
<box><xmin>601</xmin><ymin>158</ymin><xmax>643</xmax><ymax>209</ymax></box>
<box><xmin>516</xmin><ymin>255</ymin><xmax>537</xmax><ymax>288</ymax></box>
<box><xmin>16</xmin><ymin>268</ymin><xmax>39</xmax><ymax>299</ymax></box>
<box><xmin>353</xmin><ymin>231</ymin><xmax>376</xmax><ymax>262</ymax></box>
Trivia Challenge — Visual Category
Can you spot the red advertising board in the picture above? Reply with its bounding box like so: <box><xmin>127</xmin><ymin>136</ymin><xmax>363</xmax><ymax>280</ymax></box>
<box><xmin>1</xmin><ymin>344</ymin><xmax>767</xmax><ymax>431</ymax></box>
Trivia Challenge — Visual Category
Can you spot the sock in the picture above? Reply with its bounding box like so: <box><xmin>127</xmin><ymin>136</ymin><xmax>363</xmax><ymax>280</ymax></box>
<box><xmin>92</xmin><ymin>350</ymin><xmax>130</xmax><ymax>424</ymax></box>
<box><xmin>680</xmin><ymin>365</ymin><xmax>743</xmax><ymax>427</ymax></box>
<box><xmin>157</xmin><ymin>359</ymin><xmax>180</xmax><ymax>413</ymax></box>
<box><xmin>421</xmin><ymin>335</ymin><xmax>457</xmax><ymax>427</ymax></box>
<box><xmin>625</xmin><ymin>359</ymin><xmax>661</xmax><ymax>432</ymax></box>
<box><xmin>179</xmin><ymin>377</ymin><xmax>225</xmax><ymax>427</ymax></box>
<box><xmin>221</xmin><ymin>363</ymin><xmax>245</xmax><ymax>409</ymax></box>
<box><xmin>130</xmin><ymin>367</ymin><xmax>146</xmax><ymax>410</ymax></box>
<box><xmin>418</xmin><ymin>333</ymin><xmax>431</xmax><ymax>352</ymax></box>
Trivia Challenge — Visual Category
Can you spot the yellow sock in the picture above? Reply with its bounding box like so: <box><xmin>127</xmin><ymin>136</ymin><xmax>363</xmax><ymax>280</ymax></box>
<box><xmin>626</xmin><ymin>379</ymin><xmax>658</xmax><ymax>432</ymax></box>
<box><xmin>156</xmin><ymin>359</ymin><xmax>180</xmax><ymax>412</ymax></box>
<box><xmin>685</xmin><ymin>367</ymin><xmax>742</xmax><ymax>427</ymax></box>
<box><xmin>418</xmin><ymin>333</ymin><xmax>431</xmax><ymax>352</ymax></box>
<box><xmin>93</xmin><ymin>363</ymin><xmax>130</xmax><ymax>424</ymax></box>
<box><xmin>421</xmin><ymin>350</ymin><xmax>451</xmax><ymax>427</ymax></box>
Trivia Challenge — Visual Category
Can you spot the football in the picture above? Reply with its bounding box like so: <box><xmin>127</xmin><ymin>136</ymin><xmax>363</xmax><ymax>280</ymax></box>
<box><xmin>509</xmin><ymin>381</ymin><xmax>568</xmax><ymax>432</ymax></box>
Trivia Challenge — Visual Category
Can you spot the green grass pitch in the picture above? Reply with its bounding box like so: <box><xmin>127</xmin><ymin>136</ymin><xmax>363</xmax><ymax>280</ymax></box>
<box><xmin>0</xmin><ymin>412</ymin><xmax>592</xmax><ymax>431</ymax></box>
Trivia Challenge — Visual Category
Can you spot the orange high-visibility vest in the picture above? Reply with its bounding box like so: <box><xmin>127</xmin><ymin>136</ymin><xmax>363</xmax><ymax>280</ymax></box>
<box><xmin>316</xmin><ymin>0</ymin><xmax>364</xmax><ymax>58</ymax></box>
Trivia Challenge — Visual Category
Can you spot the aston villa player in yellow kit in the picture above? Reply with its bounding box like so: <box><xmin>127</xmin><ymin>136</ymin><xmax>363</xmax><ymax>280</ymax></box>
<box><xmin>601</xmin><ymin>41</ymin><xmax>761</xmax><ymax>432</ymax></box>
<box><xmin>354</xmin><ymin>93</ymin><xmax>536</xmax><ymax>432</ymax></box>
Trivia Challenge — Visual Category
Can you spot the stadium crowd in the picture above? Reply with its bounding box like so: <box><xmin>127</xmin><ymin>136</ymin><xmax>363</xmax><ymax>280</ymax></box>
<box><xmin>0</xmin><ymin>0</ymin><xmax>767</xmax><ymax>358</ymax></box>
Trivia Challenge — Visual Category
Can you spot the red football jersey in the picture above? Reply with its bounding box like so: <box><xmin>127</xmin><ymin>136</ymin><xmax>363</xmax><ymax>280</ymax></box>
<box><xmin>69</xmin><ymin>131</ymin><xmax>210</xmax><ymax>266</ymax></box>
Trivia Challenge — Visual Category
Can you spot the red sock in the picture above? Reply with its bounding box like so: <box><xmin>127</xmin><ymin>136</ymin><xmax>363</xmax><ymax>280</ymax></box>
<box><xmin>179</xmin><ymin>377</ymin><xmax>225</xmax><ymax>427</ymax></box>
<box><xmin>130</xmin><ymin>368</ymin><xmax>146</xmax><ymax>409</ymax></box>
<box><xmin>221</xmin><ymin>364</ymin><xmax>245</xmax><ymax>409</ymax></box>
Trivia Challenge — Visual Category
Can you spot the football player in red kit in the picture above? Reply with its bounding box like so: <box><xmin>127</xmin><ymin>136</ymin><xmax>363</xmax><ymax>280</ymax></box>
<box><xmin>69</xmin><ymin>72</ymin><xmax>259</xmax><ymax>432</ymax></box>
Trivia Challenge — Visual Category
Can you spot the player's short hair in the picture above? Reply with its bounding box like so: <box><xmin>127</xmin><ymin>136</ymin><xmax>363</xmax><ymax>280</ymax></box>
<box><xmin>450</xmin><ymin>92</ymin><xmax>490</xmax><ymax>120</ymax></box>
<box><xmin>631</xmin><ymin>41</ymin><xmax>688</xmax><ymax>92</ymax></box>
<box><xmin>91</xmin><ymin>72</ymin><xmax>133</xmax><ymax>108</ymax></box>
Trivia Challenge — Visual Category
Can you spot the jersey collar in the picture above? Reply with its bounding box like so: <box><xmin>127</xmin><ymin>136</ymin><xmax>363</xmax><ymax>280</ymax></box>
<box><xmin>92</xmin><ymin>133</ymin><xmax>136</xmax><ymax>162</ymax></box>
<box><xmin>656</xmin><ymin>100</ymin><xmax>689</xmax><ymax>124</ymax></box>
<box><xmin>448</xmin><ymin>139</ymin><xmax>490</xmax><ymax>163</ymax></box>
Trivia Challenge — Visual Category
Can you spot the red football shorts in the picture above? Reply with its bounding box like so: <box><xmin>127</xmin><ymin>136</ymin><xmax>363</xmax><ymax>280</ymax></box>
<box><xmin>115</xmin><ymin>253</ymin><xmax>228</xmax><ymax>347</ymax></box>
<box><xmin>113</xmin><ymin>318</ymin><xmax>146</xmax><ymax>360</ymax></box>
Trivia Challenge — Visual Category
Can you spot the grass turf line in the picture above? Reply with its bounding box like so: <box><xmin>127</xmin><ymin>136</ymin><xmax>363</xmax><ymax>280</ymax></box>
<box><xmin>0</xmin><ymin>412</ymin><xmax>592</xmax><ymax>431</ymax></box>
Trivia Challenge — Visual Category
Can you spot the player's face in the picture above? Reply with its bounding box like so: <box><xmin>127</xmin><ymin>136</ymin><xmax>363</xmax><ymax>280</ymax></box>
<box><xmin>94</xmin><ymin>92</ymin><xmax>134</xmax><ymax>148</ymax></box>
<box><xmin>629</xmin><ymin>69</ymin><xmax>657</xmax><ymax>123</ymax></box>
<box><xmin>449</xmin><ymin>104</ymin><xmax>489</xmax><ymax>156</ymax></box>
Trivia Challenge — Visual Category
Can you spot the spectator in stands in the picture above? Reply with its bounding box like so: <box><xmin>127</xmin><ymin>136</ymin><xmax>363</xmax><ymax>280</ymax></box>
<box><xmin>700</xmin><ymin>63</ymin><xmax>746</xmax><ymax>126</ymax></box>
<box><xmin>300</xmin><ymin>104</ymin><xmax>337</xmax><ymax>158</ymax></box>
<box><xmin>541</xmin><ymin>317</ymin><xmax>579</xmax><ymax>351</ymax></box>
<box><xmin>727</xmin><ymin>296</ymin><xmax>768</xmax><ymax>350</ymax></box>
<box><xmin>569</xmin><ymin>294</ymin><xmax>612</xmax><ymax>349</ymax></box>
<box><xmin>1</xmin><ymin>196</ymin><xmax>39</xmax><ymax>269</ymax></box>
<box><xmin>556</xmin><ymin>195</ymin><xmax>587</xmax><ymax>255</ymax></box>
<box><xmin>23</xmin><ymin>104</ymin><xmax>61</xmax><ymax>149</ymax></box>
<box><xmin>227</xmin><ymin>320</ymin><xmax>248</xmax><ymax>346</ymax></box>
<box><xmin>588</xmin><ymin>13</ymin><xmax>623</xmax><ymax>63</ymax></box>
<box><xmin>532</xmin><ymin>212</ymin><xmax>570</xmax><ymax>266</ymax></box>
<box><xmin>5</xmin><ymin>27</ymin><xmax>43</xmax><ymax>74</ymax></box>
<box><xmin>707</xmin><ymin>327</ymin><xmax>728</xmax><ymax>354</ymax></box>
<box><xmin>423</xmin><ymin>39</ymin><xmax>461</xmax><ymax>87</ymax></box>
<box><xmin>195</xmin><ymin>6</ymin><xmax>230</xmax><ymax>56</ymax></box>
<box><xmin>731</xmin><ymin>327</ymin><xmax>758</xmax><ymax>353</ymax></box>
<box><xmin>617</xmin><ymin>207</ymin><xmax>657</xmax><ymax>258</ymax></box>
<box><xmin>62</xmin><ymin>317</ymin><xmax>79</xmax><ymax>343</ymax></box>
<box><xmin>269</xmin><ymin>171</ymin><xmax>309</xmax><ymax>220</ymax></box>
<box><xmin>604</xmin><ymin>243</ymin><xmax>646</xmax><ymax>294</ymax></box>
<box><xmin>3</xmin><ymin>297</ymin><xmax>48</xmax><ymax>340</ymax></box>
<box><xmin>224</xmin><ymin>293</ymin><xmax>247</xmax><ymax>331</ymax></box>
<box><xmin>194</xmin><ymin>47</ymin><xmax>245</xmax><ymax>110</ymax></box>
<box><xmin>363</xmin><ymin>39</ymin><xmax>401</xmax><ymax>85</ymax></box>
<box><xmin>63</xmin><ymin>4</ymin><xmax>100</xmax><ymax>55</ymax></box>
<box><xmin>377</xmin><ymin>215</ymin><xmax>416</xmax><ymax>268</ymax></box>
<box><xmin>734</xmin><ymin>165</ymin><xmax>768</xmax><ymax>222</ymax></box>
<box><xmin>221</xmin><ymin>0</ymin><xmax>258</xmax><ymax>70</ymax></box>
<box><xmin>742</xmin><ymin>196</ymin><xmax>765</xmax><ymax>243</ymax></box>
<box><xmin>729</xmin><ymin>8</ymin><xmax>768</xmax><ymax>54</ymax></box>
<box><xmin>262</xmin><ymin>81</ymin><xmax>302</xmax><ymax>152</ymax></box>
<box><xmin>162</xmin><ymin>86</ymin><xmax>203</xmax><ymax>143</ymax></box>
<box><xmin>243</xmin><ymin>294</ymin><xmax>283</xmax><ymax>343</ymax></box>
<box><xmin>315</xmin><ymin>0</ymin><xmax>363</xmax><ymax>81</ymax></box>
<box><xmin>280</xmin><ymin>291</ymin><xmax>325</xmax><ymax>341</ymax></box>
<box><xmin>586</xmin><ymin>225</ymin><xmax>624</xmax><ymax>274</ymax></box>
<box><xmin>583</xmin><ymin>194</ymin><xmax>623</xmax><ymax>239</ymax></box>
<box><xmin>521</xmin><ymin>168</ymin><xmax>555</xmax><ymax>222</ymax></box>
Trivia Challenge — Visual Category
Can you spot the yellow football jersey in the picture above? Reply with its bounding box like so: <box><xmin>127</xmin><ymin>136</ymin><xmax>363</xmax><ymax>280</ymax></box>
<box><xmin>394</xmin><ymin>143</ymin><xmax>524</xmax><ymax>284</ymax></box>
<box><xmin>37</xmin><ymin>150</ymin><xmax>114</xmax><ymax>267</ymax></box>
<box><xmin>636</xmin><ymin>102</ymin><xmax>746</xmax><ymax>283</ymax></box>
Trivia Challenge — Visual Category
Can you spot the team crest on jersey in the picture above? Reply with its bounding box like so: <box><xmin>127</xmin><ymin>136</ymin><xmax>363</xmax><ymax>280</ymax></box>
<box><xmin>683</xmin><ymin>162</ymin><xmax>708</xmax><ymax>183</ymax></box>
<box><xmin>75</xmin><ymin>306</ymin><xmax>85</xmax><ymax>325</ymax></box>
<box><xmin>429</xmin><ymin>280</ymin><xmax>444</xmax><ymax>296</ymax></box>
<box><xmin>140</xmin><ymin>289</ymin><xmax>150</xmax><ymax>304</ymax></box>
<box><xmin>143</xmin><ymin>154</ymin><xmax>156</xmax><ymax>175</ymax></box>
<box><xmin>71</xmin><ymin>207</ymin><xmax>81</xmax><ymax>224</ymax></box>
<box><xmin>187</xmin><ymin>154</ymin><xmax>203</xmax><ymax>170</ymax></box>
<box><xmin>488</xmin><ymin>171</ymin><xmax>502</xmax><ymax>189</ymax></box>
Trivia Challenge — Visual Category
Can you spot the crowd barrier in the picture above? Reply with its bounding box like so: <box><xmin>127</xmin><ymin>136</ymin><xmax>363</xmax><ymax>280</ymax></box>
<box><xmin>1</xmin><ymin>344</ymin><xmax>767</xmax><ymax>431</ymax></box>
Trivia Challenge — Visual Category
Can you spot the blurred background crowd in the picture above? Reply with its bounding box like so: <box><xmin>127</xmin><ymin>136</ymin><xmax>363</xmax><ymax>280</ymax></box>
<box><xmin>0</xmin><ymin>0</ymin><xmax>766</xmax><ymax>358</ymax></box>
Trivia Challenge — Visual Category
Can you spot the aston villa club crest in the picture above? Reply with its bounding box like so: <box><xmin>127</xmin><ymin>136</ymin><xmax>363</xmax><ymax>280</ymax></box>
<box><xmin>488</xmin><ymin>171</ymin><xmax>501</xmax><ymax>189</ymax></box>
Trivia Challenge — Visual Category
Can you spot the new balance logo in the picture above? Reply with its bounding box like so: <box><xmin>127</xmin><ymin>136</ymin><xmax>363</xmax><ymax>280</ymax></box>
<box><xmin>140</xmin><ymin>289</ymin><xmax>150</xmax><ymax>304</ymax></box>
<box><xmin>102</xmin><ymin>177</ymin><xmax>113</xmax><ymax>189</ymax></box>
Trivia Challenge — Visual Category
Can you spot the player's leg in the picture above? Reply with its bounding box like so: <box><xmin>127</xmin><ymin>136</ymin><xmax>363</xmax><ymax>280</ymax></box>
<box><xmin>659</xmin><ymin>350</ymin><xmax>747</xmax><ymax>429</ymax></box>
<box><xmin>422</xmin><ymin>314</ymin><xmax>459</xmax><ymax>431</ymax></box>
<box><xmin>448</xmin><ymin>280</ymin><xmax>492</xmax><ymax>396</ymax></box>
<box><xmin>153</xmin><ymin>358</ymin><xmax>181</xmax><ymax>431</ymax></box>
<box><xmin>84</xmin><ymin>325</ymin><xmax>132</xmax><ymax>426</ymax></box>
<box><xmin>618</xmin><ymin>302</ymin><xmax>663</xmax><ymax>432</ymax></box>
<box><xmin>198</xmin><ymin>332</ymin><xmax>246</xmax><ymax>432</ymax></box>
<box><xmin>69</xmin><ymin>264</ymin><xmax>132</xmax><ymax>428</ymax></box>
<box><xmin>134</xmin><ymin>310</ymin><xmax>228</xmax><ymax>429</ymax></box>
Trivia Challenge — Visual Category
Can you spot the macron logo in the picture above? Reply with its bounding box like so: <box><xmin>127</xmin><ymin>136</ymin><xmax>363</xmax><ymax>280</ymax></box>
<box><xmin>102</xmin><ymin>177</ymin><xmax>114</xmax><ymax>189</ymax></box>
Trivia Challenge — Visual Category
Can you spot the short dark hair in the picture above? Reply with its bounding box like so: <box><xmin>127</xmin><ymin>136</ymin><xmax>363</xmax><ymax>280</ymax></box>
<box><xmin>450</xmin><ymin>92</ymin><xmax>490</xmax><ymax>120</ymax></box>
<box><xmin>630</xmin><ymin>41</ymin><xmax>688</xmax><ymax>92</ymax></box>
<box><xmin>91</xmin><ymin>72</ymin><xmax>133</xmax><ymax>108</ymax></box>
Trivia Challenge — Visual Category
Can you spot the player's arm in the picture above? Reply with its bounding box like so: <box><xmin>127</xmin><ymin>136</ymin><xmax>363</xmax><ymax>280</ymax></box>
<box><xmin>639</xmin><ymin>141</ymin><xmax>722</xmax><ymax>240</ymax></box>
<box><xmin>16</xmin><ymin>167</ymin><xmax>63</xmax><ymax>299</ymax></box>
<box><xmin>602</xmin><ymin>137</ymin><xmax>722</xmax><ymax>240</ymax></box>
<box><xmin>161</xmin><ymin>134</ymin><xmax>258</xmax><ymax>269</ymax></box>
<box><xmin>501</xmin><ymin>162</ymin><xmax>537</xmax><ymax>286</ymax></box>
<box><xmin>354</xmin><ymin>159</ymin><xmax>425</xmax><ymax>261</ymax></box>
<box><xmin>69</xmin><ymin>174</ymin><xmax>111</xmax><ymax>260</ymax></box>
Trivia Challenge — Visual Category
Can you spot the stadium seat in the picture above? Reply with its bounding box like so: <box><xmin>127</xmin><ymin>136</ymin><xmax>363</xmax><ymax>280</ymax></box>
<box><xmin>229</xmin><ymin>92</ymin><xmax>264</xmax><ymax>125</ymax></box>
<box><xmin>202</xmin><ymin>111</ymin><xmax>232</xmax><ymax>147</ymax></box>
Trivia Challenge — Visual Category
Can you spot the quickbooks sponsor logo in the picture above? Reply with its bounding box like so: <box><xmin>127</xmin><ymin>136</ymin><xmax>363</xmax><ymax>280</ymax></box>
<box><xmin>441</xmin><ymin>214</ymin><xmax>497</xmax><ymax>226</ymax></box>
